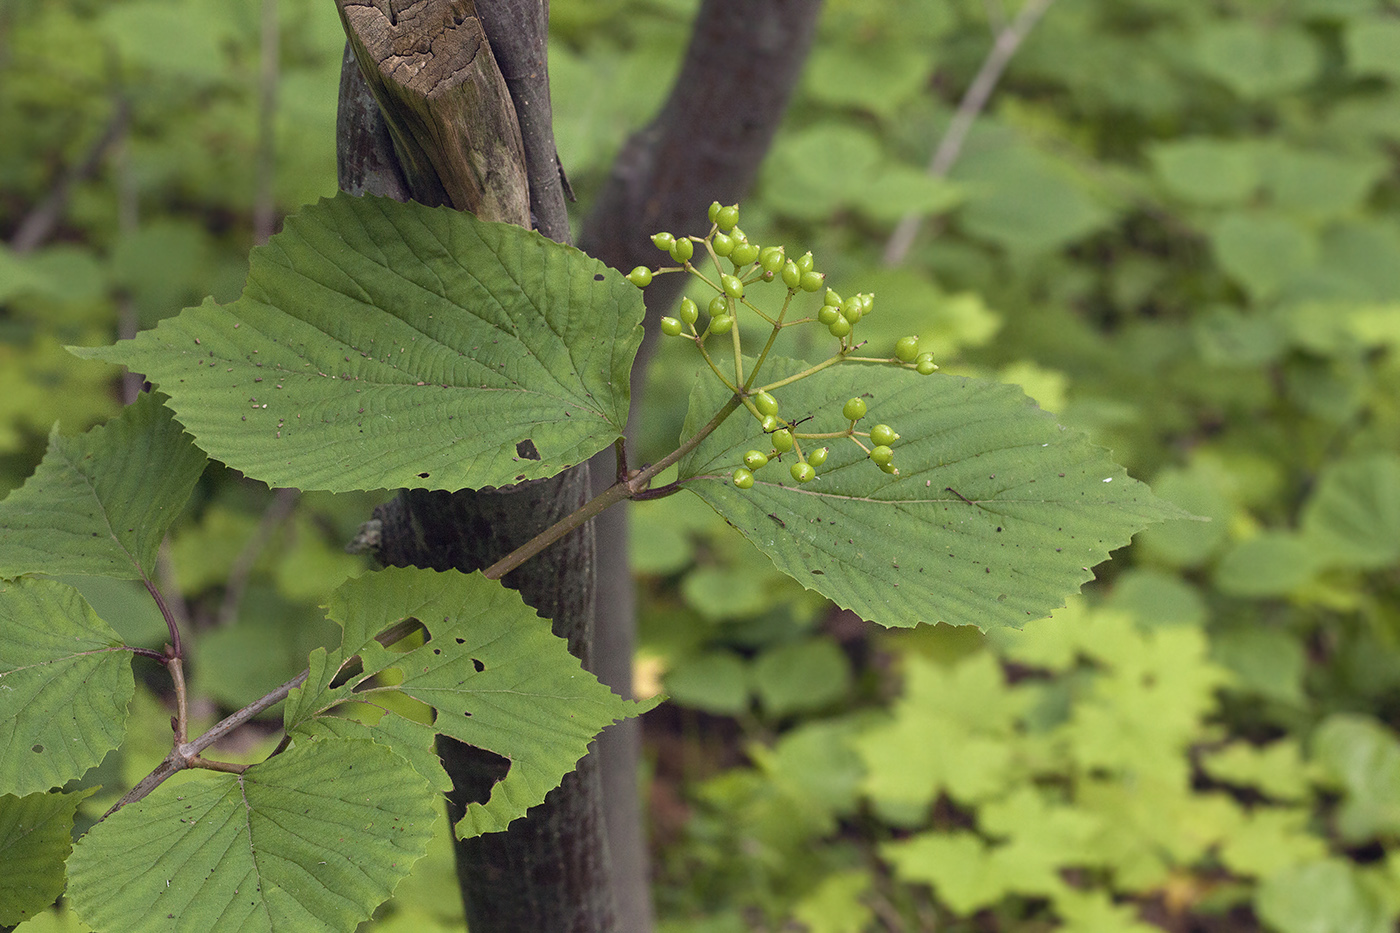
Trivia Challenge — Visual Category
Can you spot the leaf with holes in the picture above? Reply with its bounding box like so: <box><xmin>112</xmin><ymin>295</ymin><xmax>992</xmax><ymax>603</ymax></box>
<box><xmin>66</xmin><ymin>736</ymin><xmax>435</xmax><ymax>933</ymax></box>
<box><xmin>0</xmin><ymin>577</ymin><xmax>135</xmax><ymax>796</ymax></box>
<box><xmin>0</xmin><ymin>391</ymin><xmax>206</xmax><ymax>580</ymax></box>
<box><xmin>283</xmin><ymin>567</ymin><xmax>657</xmax><ymax>837</ymax></box>
<box><xmin>73</xmin><ymin>193</ymin><xmax>644</xmax><ymax>493</ymax></box>
<box><xmin>677</xmin><ymin>357</ymin><xmax>1184</xmax><ymax>630</ymax></box>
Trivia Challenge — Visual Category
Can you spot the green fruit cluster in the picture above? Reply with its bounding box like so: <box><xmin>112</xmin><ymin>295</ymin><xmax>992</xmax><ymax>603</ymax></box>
<box><xmin>632</xmin><ymin>202</ymin><xmax>932</xmax><ymax>489</ymax></box>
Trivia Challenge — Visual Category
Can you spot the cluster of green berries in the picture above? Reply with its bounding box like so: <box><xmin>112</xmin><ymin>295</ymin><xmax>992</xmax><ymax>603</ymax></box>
<box><xmin>729</xmin><ymin>392</ymin><xmax>904</xmax><ymax>489</ymax></box>
<box><xmin>625</xmin><ymin>201</ymin><xmax>934</xmax><ymax>489</ymax></box>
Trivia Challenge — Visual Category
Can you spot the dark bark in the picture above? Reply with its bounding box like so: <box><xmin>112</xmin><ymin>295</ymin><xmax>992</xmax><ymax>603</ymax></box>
<box><xmin>577</xmin><ymin>4</ymin><xmax>823</xmax><ymax>926</ymax></box>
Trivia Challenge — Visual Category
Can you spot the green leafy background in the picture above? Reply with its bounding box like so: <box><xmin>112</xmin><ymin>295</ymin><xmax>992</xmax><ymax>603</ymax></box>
<box><xmin>6</xmin><ymin>0</ymin><xmax>1400</xmax><ymax>931</ymax></box>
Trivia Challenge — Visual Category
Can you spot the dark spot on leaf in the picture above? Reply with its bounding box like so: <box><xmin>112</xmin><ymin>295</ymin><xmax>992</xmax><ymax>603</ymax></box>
<box><xmin>31</xmin><ymin>744</ymin><xmax>43</xmax><ymax>753</ymax></box>
<box><xmin>455</xmin><ymin>637</ymin><xmax>466</xmax><ymax>644</ymax></box>
<box><xmin>516</xmin><ymin>439</ymin><xmax>540</xmax><ymax>460</ymax></box>
<box><xmin>418</xmin><ymin>472</ymin><xmax>430</xmax><ymax>478</ymax></box>
<box><xmin>594</xmin><ymin>273</ymin><xmax>605</xmax><ymax>281</ymax></box>
<box><xmin>472</xmin><ymin>658</ymin><xmax>485</xmax><ymax>672</ymax></box>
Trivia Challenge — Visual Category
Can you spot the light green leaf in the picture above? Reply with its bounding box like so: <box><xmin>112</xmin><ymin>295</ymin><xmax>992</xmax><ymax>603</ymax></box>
<box><xmin>1201</xmin><ymin>739</ymin><xmax>1310</xmax><ymax>802</ymax></box>
<box><xmin>951</xmin><ymin>143</ymin><xmax>1114</xmax><ymax>255</ymax></box>
<box><xmin>1311</xmin><ymin>714</ymin><xmax>1400</xmax><ymax>843</ymax></box>
<box><xmin>1149</xmin><ymin>138</ymin><xmax>1260</xmax><ymax>206</ymax></box>
<box><xmin>1256</xmin><ymin>859</ymin><xmax>1392</xmax><ymax>933</ymax></box>
<box><xmin>283</xmin><ymin>567</ymin><xmax>655</xmax><ymax>837</ymax></box>
<box><xmin>1346</xmin><ymin>17</ymin><xmax>1400</xmax><ymax>79</ymax></box>
<box><xmin>67</xmin><ymin>736</ymin><xmax>436</xmax><ymax>933</ymax></box>
<box><xmin>789</xmin><ymin>869</ymin><xmax>874</xmax><ymax>933</ymax></box>
<box><xmin>0</xmin><ymin>578</ymin><xmax>135</xmax><ymax>796</ymax></box>
<box><xmin>752</xmin><ymin>638</ymin><xmax>850</xmax><ymax>717</ymax></box>
<box><xmin>761</xmin><ymin>124</ymin><xmax>884</xmax><ymax>221</ymax></box>
<box><xmin>0</xmin><ymin>391</ymin><xmax>206</xmax><ymax>580</ymax></box>
<box><xmin>1194</xmin><ymin>22</ymin><xmax>1321</xmax><ymax>99</ymax></box>
<box><xmin>664</xmin><ymin>651</ymin><xmax>750</xmax><ymax>716</ymax></box>
<box><xmin>1300</xmin><ymin>454</ymin><xmax>1400</xmax><ymax>570</ymax></box>
<box><xmin>1218</xmin><ymin>807</ymin><xmax>1329</xmax><ymax>879</ymax></box>
<box><xmin>1210</xmin><ymin>211</ymin><xmax>1318</xmax><ymax>303</ymax></box>
<box><xmin>75</xmin><ymin>193</ymin><xmax>644</xmax><ymax>494</ymax></box>
<box><xmin>0</xmin><ymin>789</ymin><xmax>95</xmax><ymax>926</ymax></box>
<box><xmin>1214</xmin><ymin>531</ymin><xmax>1322</xmax><ymax>597</ymax></box>
<box><xmin>677</xmin><ymin>358</ymin><xmax>1182</xmax><ymax>630</ymax></box>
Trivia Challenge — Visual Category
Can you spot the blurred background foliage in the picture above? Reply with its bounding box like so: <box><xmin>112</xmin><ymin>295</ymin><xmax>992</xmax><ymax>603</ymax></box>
<box><xmin>5</xmin><ymin>0</ymin><xmax>1400</xmax><ymax>930</ymax></box>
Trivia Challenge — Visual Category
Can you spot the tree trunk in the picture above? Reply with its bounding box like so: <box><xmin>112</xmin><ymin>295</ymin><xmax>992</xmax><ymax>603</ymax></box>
<box><xmin>335</xmin><ymin>1</ymin><xmax>617</xmax><ymax>930</ymax></box>
<box><xmin>335</xmin><ymin>0</ymin><xmax>823</xmax><ymax>930</ymax></box>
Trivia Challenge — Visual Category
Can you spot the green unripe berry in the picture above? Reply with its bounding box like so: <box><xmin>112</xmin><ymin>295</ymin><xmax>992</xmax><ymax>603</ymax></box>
<box><xmin>708</xmin><ymin>201</ymin><xmax>722</xmax><ymax>223</ymax></box>
<box><xmin>759</xmin><ymin>247</ymin><xmax>785</xmax><ymax>273</ymax></box>
<box><xmin>917</xmin><ymin>359</ymin><xmax>938</xmax><ymax>375</ymax></box>
<box><xmin>781</xmin><ymin>261</ymin><xmax>801</xmax><ymax>289</ymax></box>
<box><xmin>828</xmin><ymin>315</ymin><xmax>852</xmax><ymax>338</ymax></box>
<box><xmin>795</xmin><ymin>251</ymin><xmax>815</xmax><ymax>273</ymax></box>
<box><xmin>857</xmin><ymin>293</ymin><xmax>874</xmax><ymax>314</ymax></box>
<box><xmin>715</xmin><ymin>204</ymin><xmax>740</xmax><ymax>232</ymax></box>
<box><xmin>791</xmin><ymin>462</ymin><xmax>816</xmax><ymax>483</ymax></box>
<box><xmin>817</xmin><ymin>305</ymin><xmax>841</xmax><ymax>326</ymax></box>
<box><xmin>670</xmin><ymin>238</ymin><xmax>695</xmax><ymax>263</ymax></box>
<box><xmin>721</xmin><ymin>273</ymin><xmax>744</xmax><ymax>299</ymax></box>
<box><xmin>895</xmin><ymin>335</ymin><xmax>920</xmax><ymax>362</ymax></box>
<box><xmin>712</xmin><ymin>233</ymin><xmax>735</xmax><ymax>257</ymax></box>
<box><xmin>869</xmin><ymin>445</ymin><xmax>894</xmax><ymax>466</ymax></box>
<box><xmin>743</xmin><ymin>449</ymin><xmax>769</xmax><ymax>470</ymax></box>
<box><xmin>651</xmin><ymin>232</ymin><xmax>676</xmax><ymax>252</ymax></box>
<box><xmin>869</xmin><ymin>423</ymin><xmax>898</xmax><ymax>446</ymax></box>
<box><xmin>772</xmin><ymin>428</ymin><xmax>794</xmax><ymax>452</ymax></box>
<box><xmin>660</xmin><ymin>316</ymin><xmax>683</xmax><ymax>336</ymax></box>
<box><xmin>841</xmin><ymin>297</ymin><xmax>863</xmax><ymax>324</ymax></box>
<box><xmin>709</xmin><ymin>314</ymin><xmax>734</xmax><ymax>336</ymax></box>
<box><xmin>755</xmin><ymin>391</ymin><xmax>779</xmax><ymax>416</ymax></box>
<box><xmin>627</xmin><ymin>266</ymin><xmax>653</xmax><ymax>287</ymax></box>
<box><xmin>842</xmin><ymin>397</ymin><xmax>868</xmax><ymax>421</ymax></box>
<box><xmin>731</xmin><ymin>242</ymin><xmax>760</xmax><ymax>266</ymax></box>
<box><xmin>799</xmin><ymin>270</ymin><xmax>825</xmax><ymax>293</ymax></box>
<box><xmin>916</xmin><ymin>351</ymin><xmax>936</xmax><ymax>365</ymax></box>
<box><xmin>879</xmin><ymin>461</ymin><xmax>899</xmax><ymax>475</ymax></box>
<box><xmin>808</xmin><ymin>446</ymin><xmax>829</xmax><ymax>468</ymax></box>
<box><xmin>760</xmin><ymin>414</ymin><xmax>780</xmax><ymax>433</ymax></box>
<box><xmin>732</xmin><ymin>467</ymin><xmax>755</xmax><ymax>489</ymax></box>
<box><xmin>708</xmin><ymin>295</ymin><xmax>729</xmax><ymax>317</ymax></box>
<box><xmin>823</xmin><ymin>289</ymin><xmax>842</xmax><ymax>308</ymax></box>
<box><xmin>678</xmin><ymin>297</ymin><xmax>699</xmax><ymax>325</ymax></box>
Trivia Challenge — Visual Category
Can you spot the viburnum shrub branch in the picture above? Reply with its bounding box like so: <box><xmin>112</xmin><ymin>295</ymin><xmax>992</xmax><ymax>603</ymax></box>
<box><xmin>101</xmin><ymin>201</ymin><xmax>938</xmax><ymax>817</ymax></box>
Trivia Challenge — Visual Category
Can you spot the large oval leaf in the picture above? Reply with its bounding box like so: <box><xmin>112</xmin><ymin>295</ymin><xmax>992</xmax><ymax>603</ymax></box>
<box><xmin>0</xmin><ymin>578</ymin><xmax>134</xmax><ymax>796</ymax></box>
<box><xmin>67</xmin><ymin>736</ymin><xmax>436</xmax><ymax>933</ymax></box>
<box><xmin>74</xmin><ymin>194</ymin><xmax>644</xmax><ymax>493</ymax></box>
<box><xmin>676</xmin><ymin>358</ymin><xmax>1184</xmax><ymax>630</ymax></box>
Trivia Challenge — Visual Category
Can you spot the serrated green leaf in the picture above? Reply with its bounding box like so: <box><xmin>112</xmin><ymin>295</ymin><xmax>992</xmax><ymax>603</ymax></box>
<box><xmin>74</xmin><ymin>193</ymin><xmax>644</xmax><ymax>493</ymax></box>
<box><xmin>677</xmin><ymin>358</ymin><xmax>1182</xmax><ymax>630</ymax></box>
<box><xmin>283</xmin><ymin>567</ymin><xmax>655</xmax><ymax>837</ymax></box>
<box><xmin>0</xmin><ymin>391</ymin><xmax>206</xmax><ymax>580</ymax></box>
<box><xmin>1193</xmin><ymin>22</ymin><xmax>1321</xmax><ymax>99</ymax></box>
<box><xmin>0</xmin><ymin>578</ymin><xmax>135</xmax><ymax>796</ymax></box>
<box><xmin>294</xmin><ymin>709</ymin><xmax>452</xmax><ymax>794</ymax></box>
<box><xmin>0</xmin><ymin>789</ymin><xmax>95</xmax><ymax>926</ymax></box>
<box><xmin>67</xmin><ymin>736</ymin><xmax>435</xmax><ymax>933</ymax></box>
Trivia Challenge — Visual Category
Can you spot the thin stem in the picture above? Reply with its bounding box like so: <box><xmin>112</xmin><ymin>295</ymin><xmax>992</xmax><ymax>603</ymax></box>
<box><xmin>744</xmin><ymin>292</ymin><xmax>795</xmax><ymax>391</ymax></box>
<box><xmin>217</xmin><ymin>487</ymin><xmax>300</xmax><ymax>626</ymax></box>
<box><xmin>483</xmin><ymin>395</ymin><xmax>745</xmax><ymax>580</ymax></box>
<box><xmin>757</xmin><ymin>352</ymin><xmax>847</xmax><ymax>393</ymax></box>
<box><xmin>882</xmin><ymin>0</ymin><xmax>1056</xmax><ymax>267</ymax></box>
<box><xmin>104</xmin><ymin>668</ymin><xmax>309</xmax><ymax>817</ymax></box>
<box><xmin>143</xmin><ymin>576</ymin><xmax>183</xmax><ymax>659</ymax></box>
<box><xmin>169</xmin><ymin>656</ymin><xmax>189</xmax><ymax>745</ymax></box>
